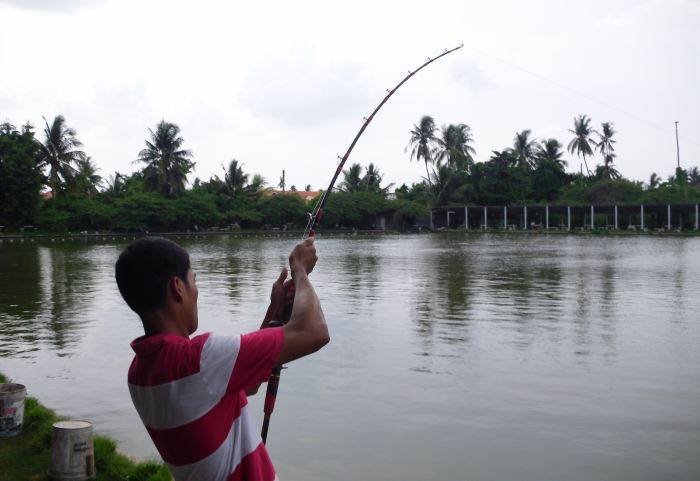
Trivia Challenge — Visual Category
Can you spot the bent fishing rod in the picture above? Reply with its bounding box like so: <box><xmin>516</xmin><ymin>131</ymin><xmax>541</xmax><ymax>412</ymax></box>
<box><xmin>261</xmin><ymin>43</ymin><xmax>463</xmax><ymax>444</ymax></box>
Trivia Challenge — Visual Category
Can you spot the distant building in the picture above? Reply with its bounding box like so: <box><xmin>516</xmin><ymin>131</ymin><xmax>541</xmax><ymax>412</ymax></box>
<box><xmin>264</xmin><ymin>190</ymin><xmax>322</xmax><ymax>202</ymax></box>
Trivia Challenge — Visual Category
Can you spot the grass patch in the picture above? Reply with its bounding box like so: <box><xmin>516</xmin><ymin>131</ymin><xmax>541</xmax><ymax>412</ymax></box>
<box><xmin>0</xmin><ymin>373</ymin><xmax>171</xmax><ymax>481</ymax></box>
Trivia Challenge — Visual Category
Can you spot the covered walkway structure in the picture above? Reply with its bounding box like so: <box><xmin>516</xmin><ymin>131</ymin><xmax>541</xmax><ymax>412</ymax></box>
<box><xmin>430</xmin><ymin>204</ymin><xmax>700</xmax><ymax>231</ymax></box>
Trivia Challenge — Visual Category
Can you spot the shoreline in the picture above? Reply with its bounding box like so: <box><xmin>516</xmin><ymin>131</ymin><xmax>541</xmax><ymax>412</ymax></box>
<box><xmin>1</xmin><ymin>228</ymin><xmax>699</xmax><ymax>240</ymax></box>
<box><xmin>0</xmin><ymin>372</ymin><xmax>170</xmax><ymax>481</ymax></box>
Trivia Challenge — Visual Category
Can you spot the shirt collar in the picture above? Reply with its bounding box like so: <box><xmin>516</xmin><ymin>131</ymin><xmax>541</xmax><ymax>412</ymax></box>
<box><xmin>130</xmin><ymin>333</ymin><xmax>189</xmax><ymax>357</ymax></box>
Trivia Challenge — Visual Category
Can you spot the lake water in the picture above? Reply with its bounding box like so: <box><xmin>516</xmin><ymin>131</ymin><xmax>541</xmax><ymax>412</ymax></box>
<box><xmin>1</xmin><ymin>233</ymin><xmax>699</xmax><ymax>481</ymax></box>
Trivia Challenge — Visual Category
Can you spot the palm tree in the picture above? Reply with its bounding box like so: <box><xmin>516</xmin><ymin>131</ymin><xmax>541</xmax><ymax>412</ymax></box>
<box><xmin>435</xmin><ymin>123</ymin><xmax>476</xmax><ymax>171</ymax></box>
<box><xmin>223</xmin><ymin>159</ymin><xmax>248</xmax><ymax>196</ymax></box>
<box><xmin>688</xmin><ymin>167</ymin><xmax>700</xmax><ymax>187</ymax></box>
<box><xmin>535</xmin><ymin>139</ymin><xmax>567</xmax><ymax>168</ymax></box>
<box><xmin>649</xmin><ymin>172</ymin><xmax>660</xmax><ymax>189</ymax></box>
<box><xmin>363</xmin><ymin>163</ymin><xmax>395</xmax><ymax>196</ymax></box>
<box><xmin>595</xmin><ymin>153</ymin><xmax>620</xmax><ymax>180</ymax></box>
<box><xmin>36</xmin><ymin>115</ymin><xmax>85</xmax><ymax>197</ymax></box>
<box><xmin>596</xmin><ymin>122</ymin><xmax>616</xmax><ymax>159</ymax></box>
<box><xmin>243</xmin><ymin>174</ymin><xmax>267</xmax><ymax>197</ymax></box>
<box><xmin>509</xmin><ymin>129</ymin><xmax>537</xmax><ymax>170</ymax></box>
<box><xmin>407</xmin><ymin>115</ymin><xmax>438</xmax><ymax>188</ymax></box>
<box><xmin>71</xmin><ymin>157</ymin><xmax>102</xmax><ymax>197</ymax></box>
<box><xmin>278</xmin><ymin>170</ymin><xmax>286</xmax><ymax>192</ymax></box>
<box><xmin>105</xmin><ymin>171</ymin><xmax>125</xmax><ymax>197</ymax></box>
<box><xmin>567</xmin><ymin>114</ymin><xmax>595</xmax><ymax>176</ymax></box>
<box><xmin>136</xmin><ymin>120</ymin><xmax>194</xmax><ymax>198</ymax></box>
<box><xmin>340</xmin><ymin>163</ymin><xmax>363</xmax><ymax>192</ymax></box>
<box><xmin>594</xmin><ymin>122</ymin><xmax>619</xmax><ymax>179</ymax></box>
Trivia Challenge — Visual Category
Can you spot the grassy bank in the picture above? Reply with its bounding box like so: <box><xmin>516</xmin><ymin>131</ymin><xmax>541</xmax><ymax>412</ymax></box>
<box><xmin>0</xmin><ymin>373</ymin><xmax>170</xmax><ymax>481</ymax></box>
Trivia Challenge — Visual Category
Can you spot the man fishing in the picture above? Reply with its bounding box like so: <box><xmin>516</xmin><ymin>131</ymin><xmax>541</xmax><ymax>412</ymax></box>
<box><xmin>115</xmin><ymin>235</ymin><xmax>329</xmax><ymax>481</ymax></box>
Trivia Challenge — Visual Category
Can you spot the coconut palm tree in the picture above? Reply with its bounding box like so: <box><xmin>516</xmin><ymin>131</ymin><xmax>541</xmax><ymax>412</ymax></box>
<box><xmin>340</xmin><ymin>163</ymin><xmax>363</xmax><ymax>193</ymax></box>
<box><xmin>567</xmin><ymin>114</ymin><xmax>595</xmax><ymax>176</ymax></box>
<box><xmin>246</xmin><ymin>174</ymin><xmax>267</xmax><ymax>193</ymax></box>
<box><xmin>509</xmin><ymin>129</ymin><xmax>537</xmax><ymax>170</ymax></box>
<box><xmin>36</xmin><ymin>115</ymin><xmax>85</xmax><ymax>197</ymax></box>
<box><xmin>407</xmin><ymin>115</ymin><xmax>438</xmax><ymax>188</ymax></box>
<box><xmin>105</xmin><ymin>171</ymin><xmax>125</xmax><ymax>197</ymax></box>
<box><xmin>595</xmin><ymin>153</ymin><xmax>620</xmax><ymax>180</ymax></box>
<box><xmin>363</xmin><ymin>163</ymin><xmax>395</xmax><ymax>196</ymax></box>
<box><xmin>136</xmin><ymin>120</ymin><xmax>194</xmax><ymax>198</ymax></box>
<box><xmin>223</xmin><ymin>159</ymin><xmax>248</xmax><ymax>196</ymax></box>
<box><xmin>435</xmin><ymin>123</ymin><xmax>476</xmax><ymax>171</ymax></box>
<box><xmin>593</xmin><ymin>123</ymin><xmax>619</xmax><ymax>180</ymax></box>
<box><xmin>688</xmin><ymin>167</ymin><xmax>700</xmax><ymax>187</ymax></box>
<box><xmin>649</xmin><ymin>172</ymin><xmax>660</xmax><ymax>188</ymax></box>
<box><xmin>535</xmin><ymin>139</ymin><xmax>567</xmax><ymax>168</ymax></box>
<box><xmin>596</xmin><ymin>122</ymin><xmax>616</xmax><ymax>159</ymax></box>
<box><xmin>71</xmin><ymin>157</ymin><xmax>102</xmax><ymax>197</ymax></box>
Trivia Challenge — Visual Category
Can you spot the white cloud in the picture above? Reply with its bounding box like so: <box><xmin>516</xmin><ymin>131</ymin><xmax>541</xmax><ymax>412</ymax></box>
<box><xmin>596</xmin><ymin>15</ymin><xmax>630</xmax><ymax>28</ymax></box>
<box><xmin>450</xmin><ymin>59</ymin><xmax>491</xmax><ymax>93</ymax></box>
<box><xmin>0</xmin><ymin>0</ymin><xmax>105</xmax><ymax>12</ymax></box>
<box><xmin>239</xmin><ymin>48</ymin><xmax>373</xmax><ymax>128</ymax></box>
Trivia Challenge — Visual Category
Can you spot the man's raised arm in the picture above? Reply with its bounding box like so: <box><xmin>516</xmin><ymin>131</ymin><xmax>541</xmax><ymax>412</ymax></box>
<box><xmin>277</xmin><ymin>237</ymin><xmax>329</xmax><ymax>365</ymax></box>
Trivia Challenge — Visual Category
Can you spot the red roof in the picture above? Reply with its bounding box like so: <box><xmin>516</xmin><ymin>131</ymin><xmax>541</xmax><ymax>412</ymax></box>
<box><xmin>265</xmin><ymin>190</ymin><xmax>321</xmax><ymax>201</ymax></box>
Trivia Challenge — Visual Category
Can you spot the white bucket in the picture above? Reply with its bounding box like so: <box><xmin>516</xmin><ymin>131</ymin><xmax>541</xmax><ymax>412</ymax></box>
<box><xmin>49</xmin><ymin>420</ymin><xmax>96</xmax><ymax>481</ymax></box>
<box><xmin>0</xmin><ymin>383</ymin><xmax>27</xmax><ymax>437</ymax></box>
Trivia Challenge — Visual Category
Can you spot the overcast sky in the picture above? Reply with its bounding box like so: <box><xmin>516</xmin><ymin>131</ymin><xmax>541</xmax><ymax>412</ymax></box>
<box><xmin>1</xmin><ymin>0</ymin><xmax>698</xmax><ymax>191</ymax></box>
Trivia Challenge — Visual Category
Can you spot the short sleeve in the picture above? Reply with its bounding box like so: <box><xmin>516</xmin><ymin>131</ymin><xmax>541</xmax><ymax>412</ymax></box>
<box><xmin>227</xmin><ymin>327</ymin><xmax>284</xmax><ymax>394</ymax></box>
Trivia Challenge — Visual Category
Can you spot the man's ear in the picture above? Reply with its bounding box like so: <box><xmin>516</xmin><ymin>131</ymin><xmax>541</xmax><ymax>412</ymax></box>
<box><xmin>169</xmin><ymin>276</ymin><xmax>186</xmax><ymax>303</ymax></box>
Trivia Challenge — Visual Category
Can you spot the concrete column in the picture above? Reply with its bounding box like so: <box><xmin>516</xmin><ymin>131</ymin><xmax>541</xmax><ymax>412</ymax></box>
<box><xmin>465</xmin><ymin>206</ymin><xmax>468</xmax><ymax>231</ymax></box>
<box><xmin>483</xmin><ymin>206</ymin><xmax>487</xmax><ymax>230</ymax></box>
<box><xmin>524</xmin><ymin>206</ymin><xmax>528</xmax><ymax>230</ymax></box>
<box><xmin>567</xmin><ymin>206</ymin><xmax>571</xmax><ymax>231</ymax></box>
<box><xmin>641</xmin><ymin>205</ymin><xmax>644</xmax><ymax>230</ymax></box>
<box><xmin>591</xmin><ymin>205</ymin><xmax>595</xmax><ymax>229</ymax></box>
<box><xmin>614</xmin><ymin>205</ymin><xmax>618</xmax><ymax>229</ymax></box>
<box><xmin>504</xmin><ymin>206</ymin><xmax>507</xmax><ymax>229</ymax></box>
<box><xmin>667</xmin><ymin>204</ymin><xmax>671</xmax><ymax>230</ymax></box>
<box><xmin>545</xmin><ymin>205</ymin><xmax>549</xmax><ymax>229</ymax></box>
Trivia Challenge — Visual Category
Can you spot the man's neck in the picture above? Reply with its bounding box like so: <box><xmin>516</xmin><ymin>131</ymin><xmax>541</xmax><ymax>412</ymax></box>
<box><xmin>142</xmin><ymin>309</ymin><xmax>191</xmax><ymax>338</ymax></box>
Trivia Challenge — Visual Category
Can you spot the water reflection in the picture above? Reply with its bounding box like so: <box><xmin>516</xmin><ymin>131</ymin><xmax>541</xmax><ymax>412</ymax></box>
<box><xmin>410</xmin><ymin>238</ymin><xmax>475</xmax><ymax>372</ymax></box>
<box><xmin>0</xmin><ymin>243</ymin><xmax>43</xmax><ymax>355</ymax></box>
<box><xmin>0</xmin><ymin>241</ymin><xmax>97</xmax><ymax>356</ymax></box>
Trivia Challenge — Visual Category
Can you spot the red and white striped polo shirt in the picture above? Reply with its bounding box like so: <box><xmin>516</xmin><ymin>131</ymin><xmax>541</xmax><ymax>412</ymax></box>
<box><xmin>128</xmin><ymin>328</ymin><xmax>284</xmax><ymax>481</ymax></box>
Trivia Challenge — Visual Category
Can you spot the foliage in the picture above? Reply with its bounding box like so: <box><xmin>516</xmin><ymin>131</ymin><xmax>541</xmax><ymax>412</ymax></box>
<box><xmin>0</xmin><ymin>123</ymin><xmax>42</xmax><ymax>228</ymax></box>
<box><xmin>567</xmin><ymin>114</ymin><xmax>596</xmax><ymax>176</ymax></box>
<box><xmin>112</xmin><ymin>192</ymin><xmax>176</xmax><ymax>231</ymax></box>
<box><xmin>36</xmin><ymin>115</ymin><xmax>86</xmax><ymax>197</ymax></box>
<box><xmin>323</xmin><ymin>191</ymin><xmax>386</xmax><ymax>228</ymax></box>
<box><xmin>389</xmin><ymin>199</ymin><xmax>428</xmax><ymax>229</ymax></box>
<box><xmin>407</xmin><ymin>115</ymin><xmax>438</xmax><ymax>186</ymax></box>
<box><xmin>136</xmin><ymin>120</ymin><xmax>195</xmax><ymax>198</ymax></box>
<box><xmin>435</xmin><ymin>123</ymin><xmax>475</xmax><ymax>171</ymax></box>
<box><xmin>3</xmin><ymin>112</ymin><xmax>700</xmax><ymax>234</ymax></box>
<box><xmin>257</xmin><ymin>193</ymin><xmax>308</xmax><ymax>227</ymax></box>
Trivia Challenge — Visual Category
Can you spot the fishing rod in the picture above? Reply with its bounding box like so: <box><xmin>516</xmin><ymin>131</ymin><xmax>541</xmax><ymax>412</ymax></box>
<box><xmin>261</xmin><ymin>43</ymin><xmax>463</xmax><ymax>444</ymax></box>
<box><xmin>302</xmin><ymin>43</ymin><xmax>463</xmax><ymax>239</ymax></box>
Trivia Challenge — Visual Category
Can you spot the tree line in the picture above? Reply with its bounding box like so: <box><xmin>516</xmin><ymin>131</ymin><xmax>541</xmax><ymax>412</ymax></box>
<box><xmin>0</xmin><ymin>116</ymin><xmax>425</xmax><ymax>232</ymax></box>
<box><xmin>0</xmin><ymin>113</ymin><xmax>698</xmax><ymax>233</ymax></box>
<box><xmin>400</xmin><ymin>114</ymin><xmax>700</xmax><ymax>208</ymax></box>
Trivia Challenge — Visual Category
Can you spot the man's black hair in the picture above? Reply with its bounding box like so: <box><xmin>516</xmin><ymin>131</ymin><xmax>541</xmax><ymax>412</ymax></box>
<box><xmin>115</xmin><ymin>237</ymin><xmax>190</xmax><ymax>317</ymax></box>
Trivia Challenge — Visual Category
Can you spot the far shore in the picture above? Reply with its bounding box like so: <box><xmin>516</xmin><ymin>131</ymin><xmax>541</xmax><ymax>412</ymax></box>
<box><xmin>1</xmin><ymin>227</ymin><xmax>700</xmax><ymax>240</ymax></box>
